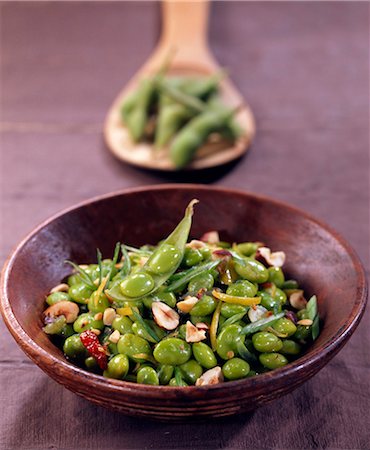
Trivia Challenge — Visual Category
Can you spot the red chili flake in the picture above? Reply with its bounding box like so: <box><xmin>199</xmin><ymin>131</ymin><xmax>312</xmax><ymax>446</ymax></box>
<box><xmin>80</xmin><ymin>330</ymin><xmax>108</xmax><ymax>370</ymax></box>
<box><xmin>212</xmin><ymin>249</ymin><xmax>232</xmax><ymax>259</ymax></box>
<box><xmin>196</xmin><ymin>288</ymin><xmax>206</xmax><ymax>299</ymax></box>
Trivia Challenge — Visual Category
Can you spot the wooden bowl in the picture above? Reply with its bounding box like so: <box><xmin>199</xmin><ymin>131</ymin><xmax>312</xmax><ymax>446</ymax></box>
<box><xmin>0</xmin><ymin>185</ymin><xmax>367</xmax><ymax>421</ymax></box>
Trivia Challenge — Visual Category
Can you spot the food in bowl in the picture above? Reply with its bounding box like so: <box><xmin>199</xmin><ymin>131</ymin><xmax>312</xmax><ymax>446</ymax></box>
<box><xmin>42</xmin><ymin>200</ymin><xmax>319</xmax><ymax>386</ymax></box>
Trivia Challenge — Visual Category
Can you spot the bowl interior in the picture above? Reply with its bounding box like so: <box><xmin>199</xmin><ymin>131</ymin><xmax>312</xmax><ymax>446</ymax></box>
<box><xmin>2</xmin><ymin>186</ymin><xmax>366</xmax><ymax>373</ymax></box>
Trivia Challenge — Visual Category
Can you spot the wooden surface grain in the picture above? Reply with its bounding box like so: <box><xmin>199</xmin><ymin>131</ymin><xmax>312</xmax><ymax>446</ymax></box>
<box><xmin>0</xmin><ymin>1</ymin><xmax>369</xmax><ymax>449</ymax></box>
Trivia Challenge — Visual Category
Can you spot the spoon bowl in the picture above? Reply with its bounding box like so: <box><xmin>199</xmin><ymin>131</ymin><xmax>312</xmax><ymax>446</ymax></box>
<box><xmin>104</xmin><ymin>1</ymin><xmax>256</xmax><ymax>171</ymax></box>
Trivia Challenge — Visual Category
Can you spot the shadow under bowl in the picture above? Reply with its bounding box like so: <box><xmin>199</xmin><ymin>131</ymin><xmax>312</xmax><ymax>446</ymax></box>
<box><xmin>0</xmin><ymin>184</ymin><xmax>367</xmax><ymax>421</ymax></box>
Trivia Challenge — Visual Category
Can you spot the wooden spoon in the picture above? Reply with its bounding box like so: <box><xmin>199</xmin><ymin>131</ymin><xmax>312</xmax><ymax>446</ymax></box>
<box><xmin>104</xmin><ymin>0</ymin><xmax>256</xmax><ymax>171</ymax></box>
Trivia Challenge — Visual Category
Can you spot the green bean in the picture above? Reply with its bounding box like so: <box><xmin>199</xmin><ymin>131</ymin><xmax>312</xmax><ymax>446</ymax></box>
<box><xmin>106</xmin><ymin>200</ymin><xmax>198</xmax><ymax>302</ymax></box>
<box><xmin>170</xmin><ymin>108</ymin><xmax>236</xmax><ymax>168</ymax></box>
<box><xmin>165</xmin><ymin>260</ymin><xmax>220</xmax><ymax>292</ymax></box>
<box><xmin>240</xmin><ymin>312</ymin><xmax>285</xmax><ymax>335</ymax></box>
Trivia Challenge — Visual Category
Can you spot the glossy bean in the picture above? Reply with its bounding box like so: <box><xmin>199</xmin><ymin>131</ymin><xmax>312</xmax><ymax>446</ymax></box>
<box><xmin>280</xmin><ymin>339</ymin><xmax>302</xmax><ymax>355</ymax></box>
<box><xmin>104</xmin><ymin>354</ymin><xmax>129</xmax><ymax>379</ymax></box>
<box><xmin>272</xmin><ymin>318</ymin><xmax>297</xmax><ymax>337</ymax></box>
<box><xmin>192</xmin><ymin>342</ymin><xmax>217</xmax><ymax>369</ymax></box>
<box><xmin>153</xmin><ymin>338</ymin><xmax>191</xmax><ymax>365</ymax></box>
<box><xmin>252</xmin><ymin>332</ymin><xmax>283</xmax><ymax>353</ymax></box>
<box><xmin>179</xmin><ymin>360</ymin><xmax>203</xmax><ymax>385</ymax></box>
<box><xmin>73</xmin><ymin>313</ymin><xmax>104</xmax><ymax>333</ymax></box>
<box><xmin>46</xmin><ymin>292</ymin><xmax>71</xmax><ymax>306</ymax></box>
<box><xmin>188</xmin><ymin>273</ymin><xmax>214</xmax><ymax>293</ymax></box>
<box><xmin>220</xmin><ymin>303</ymin><xmax>248</xmax><ymax>319</ymax></box>
<box><xmin>68</xmin><ymin>284</ymin><xmax>93</xmax><ymax>304</ymax></box>
<box><xmin>157</xmin><ymin>365</ymin><xmax>174</xmax><ymax>385</ymax></box>
<box><xmin>226</xmin><ymin>280</ymin><xmax>258</xmax><ymax>298</ymax></box>
<box><xmin>222</xmin><ymin>358</ymin><xmax>250</xmax><ymax>380</ymax></box>
<box><xmin>234</xmin><ymin>257</ymin><xmax>269</xmax><ymax>283</ymax></box>
<box><xmin>63</xmin><ymin>334</ymin><xmax>88</xmax><ymax>360</ymax></box>
<box><xmin>112</xmin><ymin>316</ymin><xmax>133</xmax><ymax>334</ymax></box>
<box><xmin>137</xmin><ymin>366</ymin><xmax>159</xmax><ymax>385</ymax></box>
<box><xmin>268</xmin><ymin>267</ymin><xmax>285</xmax><ymax>288</ymax></box>
<box><xmin>190</xmin><ymin>295</ymin><xmax>216</xmax><ymax>316</ymax></box>
<box><xmin>259</xmin><ymin>352</ymin><xmax>288</xmax><ymax>369</ymax></box>
<box><xmin>117</xmin><ymin>333</ymin><xmax>152</xmax><ymax>363</ymax></box>
<box><xmin>216</xmin><ymin>324</ymin><xmax>242</xmax><ymax>360</ymax></box>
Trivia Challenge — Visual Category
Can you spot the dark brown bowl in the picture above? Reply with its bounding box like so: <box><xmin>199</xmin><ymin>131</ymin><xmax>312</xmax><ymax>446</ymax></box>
<box><xmin>0</xmin><ymin>185</ymin><xmax>367</xmax><ymax>421</ymax></box>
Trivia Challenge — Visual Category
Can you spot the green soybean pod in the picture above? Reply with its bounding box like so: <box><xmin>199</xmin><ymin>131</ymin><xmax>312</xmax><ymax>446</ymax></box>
<box><xmin>179</xmin><ymin>360</ymin><xmax>203</xmax><ymax>385</ymax></box>
<box><xmin>170</xmin><ymin>108</ymin><xmax>234</xmax><ymax>168</ymax></box>
<box><xmin>137</xmin><ymin>366</ymin><xmax>160</xmax><ymax>385</ymax></box>
<box><xmin>155</xmin><ymin>103</ymin><xmax>193</xmax><ymax>148</ymax></box>
<box><xmin>106</xmin><ymin>200</ymin><xmax>198</xmax><ymax>303</ymax></box>
<box><xmin>259</xmin><ymin>352</ymin><xmax>288</xmax><ymax>370</ymax></box>
<box><xmin>192</xmin><ymin>342</ymin><xmax>217</xmax><ymax>369</ymax></box>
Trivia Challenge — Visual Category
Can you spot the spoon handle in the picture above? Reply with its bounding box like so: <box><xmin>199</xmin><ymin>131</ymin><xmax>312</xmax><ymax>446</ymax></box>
<box><xmin>159</xmin><ymin>0</ymin><xmax>213</xmax><ymax>66</ymax></box>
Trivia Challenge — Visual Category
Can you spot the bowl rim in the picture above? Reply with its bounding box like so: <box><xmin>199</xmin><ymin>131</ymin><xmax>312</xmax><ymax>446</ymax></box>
<box><xmin>0</xmin><ymin>183</ymin><xmax>368</xmax><ymax>397</ymax></box>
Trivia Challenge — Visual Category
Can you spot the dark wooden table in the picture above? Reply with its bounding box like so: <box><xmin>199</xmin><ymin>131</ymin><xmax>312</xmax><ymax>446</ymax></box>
<box><xmin>1</xmin><ymin>2</ymin><xmax>369</xmax><ymax>449</ymax></box>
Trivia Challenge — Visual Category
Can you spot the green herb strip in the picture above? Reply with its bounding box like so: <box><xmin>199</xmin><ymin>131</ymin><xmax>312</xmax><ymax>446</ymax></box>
<box><xmin>240</xmin><ymin>312</ymin><xmax>285</xmax><ymax>336</ymax></box>
<box><xmin>166</xmin><ymin>260</ymin><xmax>220</xmax><ymax>292</ymax></box>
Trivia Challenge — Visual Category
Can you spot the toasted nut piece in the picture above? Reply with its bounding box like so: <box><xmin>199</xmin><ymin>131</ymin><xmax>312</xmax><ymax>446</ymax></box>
<box><xmin>248</xmin><ymin>305</ymin><xmax>268</xmax><ymax>323</ymax></box>
<box><xmin>93</xmin><ymin>278</ymin><xmax>100</xmax><ymax>286</ymax></box>
<box><xmin>186</xmin><ymin>239</ymin><xmax>207</xmax><ymax>249</ymax></box>
<box><xmin>152</xmin><ymin>302</ymin><xmax>179</xmax><ymax>330</ymax></box>
<box><xmin>297</xmin><ymin>319</ymin><xmax>313</xmax><ymax>326</ymax></box>
<box><xmin>115</xmin><ymin>262</ymin><xmax>123</xmax><ymax>269</ymax></box>
<box><xmin>257</xmin><ymin>247</ymin><xmax>286</xmax><ymax>267</ymax></box>
<box><xmin>50</xmin><ymin>283</ymin><xmax>69</xmax><ymax>294</ymax></box>
<box><xmin>185</xmin><ymin>321</ymin><xmax>207</xmax><ymax>343</ymax></box>
<box><xmin>91</xmin><ymin>329</ymin><xmax>101</xmax><ymax>336</ymax></box>
<box><xmin>139</xmin><ymin>257</ymin><xmax>149</xmax><ymax>267</ymax></box>
<box><xmin>108</xmin><ymin>330</ymin><xmax>121</xmax><ymax>343</ymax></box>
<box><xmin>79</xmin><ymin>265</ymin><xmax>89</xmax><ymax>270</ymax></box>
<box><xmin>177</xmin><ymin>296</ymin><xmax>199</xmax><ymax>313</ymax></box>
<box><xmin>289</xmin><ymin>290</ymin><xmax>307</xmax><ymax>310</ymax></box>
<box><xmin>195</xmin><ymin>367</ymin><xmax>224</xmax><ymax>386</ymax></box>
<box><xmin>94</xmin><ymin>312</ymin><xmax>103</xmax><ymax>321</ymax></box>
<box><xmin>103</xmin><ymin>308</ymin><xmax>116</xmax><ymax>326</ymax></box>
<box><xmin>200</xmin><ymin>231</ymin><xmax>220</xmax><ymax>244</ymax></box>
<box><xmin>43</xmin><ymin>301</ymin><xmax>79</xmax><ymax>324</ymax></box>
<box><xmin>195</xmin><ymin>322</ymin><xmax>209</xmax><ymax>331</ymax></box>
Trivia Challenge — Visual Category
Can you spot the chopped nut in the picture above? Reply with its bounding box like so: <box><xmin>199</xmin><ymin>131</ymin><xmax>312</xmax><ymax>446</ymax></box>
<box><xmin>152</xmin><ymin>302</ymin><xmax>180</xmax><ymax>330</ymax></box>
<box><xmin>108</xmin><ymin>330</ymin><xmax>121</xmax><ymax>343</ymax></box>
<box><xmin>186</xmin><ymin>239</ymin><xmax>207</xmax><ymax>249</ymax></box>
<box><xmin>185</xmin><ymin>321</ymin><xmax>207</xmax><ymax>343</ymax></box>
<box><xmin>43</xmin><ymin>301</ymin><xmax>79</xmax><ymax>324</ymax></box>
<box><xmin>91</xmin><ymin>328</ymin><xmax>101</xmax><ymax>336</ymax></box>
<box><xmin>50</xmin><ymin>283</ymin><xmax>69</xmax><ymax>294</ymax></box>
<box><xmin>139</xmin><ymin>257</ymin><xmax>148</xmax><ymax>267</ymax></box>
<box><xmin>177</xmin><ymin>296</ymin><xmax>199</xmax><ymax>313</ymax></box>
<box><xmin>103</xmin><ymin>308</ymin><xmax>116</xmax><ymax>326</ymax></box>
<box><xmin>115</xmin><ymin>262</ymin><xmax>124</xmax><ymax>269</ymax></box>
<box><xmin>195</xmin><ymin>367</ymin><xmax>224</xmax><ymax>386</ymax></box>
<box><xmin>200</xmin><ymin>231</ymin><xmax>220</xmax><ymax>244</ymax></box>
<box><xmin>226</xmin><ymin>351</ymin><xmax>235</xmax><ymax>359</ymax></box>
<box><xmin>289</xmin><ymin>290</ymin><xmax>307</xmax><ymax>310</ymax></box>
<box><xmin>94</xmin><ymin>312</ymin><xmax>103</xmax><ymax>321</ymax></box>
<box><xmin>257</xmin><ymin>247</ymin><xmax>286</xmax><ymax>267</ymax></box>
<box><xmin>93</xmin><ymin>278</ymin><xmax>100</xmax><ymax>286</ymax></box>
<box><xmin>248</xmin><ymin>305</ymin><xmax>268</xmax><ymax>323</ymax></box>
<box><xmin>195</xmin><ymin>322</ymin><xmax>209</xmax><ymax>331</ymax></box>
<box><xmin>297</xmin><ymin>319</ymin><xmax>313</xmax><ymax>326</ymax></box>
<box><xmin>79</xmin><ymin>264</ymin><xmax>89</xmax><ymax>270</ymax></box>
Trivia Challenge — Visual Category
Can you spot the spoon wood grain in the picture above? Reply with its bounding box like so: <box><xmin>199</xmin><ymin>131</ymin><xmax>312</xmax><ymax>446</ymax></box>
<box><xmin>104</xmin><ymin>1</ymin><xmax>256</xmax><ymax>171</ymax></box>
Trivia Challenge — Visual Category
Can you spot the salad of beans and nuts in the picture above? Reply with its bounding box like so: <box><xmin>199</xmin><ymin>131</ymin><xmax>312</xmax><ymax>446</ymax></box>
<box><xmin>42</xmin><ymin>200</ymin><xmax>320</xmax><ymax>386</ymax></box>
